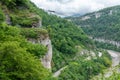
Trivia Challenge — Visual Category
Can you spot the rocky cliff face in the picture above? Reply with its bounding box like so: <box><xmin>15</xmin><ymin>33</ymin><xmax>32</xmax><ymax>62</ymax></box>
<box><xmin>28</xmin><ymin>35</ymin><xmax>52</xmax><ymax>70</ymax></box>
<box><xmin>41</xmin><ymin>37</ymin><xmax>52</xmax><ymax>70</ymax></box>
<box><xmin>1</xmin><ymin>1</ymin><xmax>52</xmax><ymax>70</ymax></box>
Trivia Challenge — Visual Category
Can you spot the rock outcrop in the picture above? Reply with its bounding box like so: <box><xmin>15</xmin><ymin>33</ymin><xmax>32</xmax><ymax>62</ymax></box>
<box><xmin>31</xmin><ymin>15</ymin><xmax>42</xmax><ymax>28</ymax></box>
<box><xmin>28</xmin><ymin>34</ymin><xmax>52</xmax><ymax>70</ymax></box>
<box><xmin>2</xmin><ymin>6</ymin><xmax>11</xmax><ymax>25</ymax></box>
<box><xmin>81</xmin><ymin>16</ymin><xmax>91</xmax><ymax>21</ymax></box>
<box><xmin>41</xmin><ymin>37</ymin><xmax>52</xmax><ymax>70</ymax></box>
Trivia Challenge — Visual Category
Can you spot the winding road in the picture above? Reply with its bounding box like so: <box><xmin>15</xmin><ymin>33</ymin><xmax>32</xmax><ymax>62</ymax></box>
<box><xmin>104</xmin><ymin>50</ymin><xmax>120</xmax><ymax>77</ymax></box>
<box><xmin>107</xmin><ymin>50</ymin><xmax>120</xmax><ymax>67</ymax></box>
<box><xmin>92</xmin><ymin>50</ymin><xmax>120</xmax><ymax>80</ymax></box>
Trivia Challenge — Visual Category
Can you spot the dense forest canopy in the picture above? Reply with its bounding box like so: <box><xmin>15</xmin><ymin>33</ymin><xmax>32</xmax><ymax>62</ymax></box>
<box><xmin>0</xmin><ymin>0</ymin><xmax>114</xmax><ymax>80</ymax></box>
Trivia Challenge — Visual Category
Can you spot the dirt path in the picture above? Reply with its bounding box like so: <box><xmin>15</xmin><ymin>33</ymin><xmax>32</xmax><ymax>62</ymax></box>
<box><xmin>53</xmin><ymin>66</ymin><xmax>67</xmax><ymax>77</ymax></box>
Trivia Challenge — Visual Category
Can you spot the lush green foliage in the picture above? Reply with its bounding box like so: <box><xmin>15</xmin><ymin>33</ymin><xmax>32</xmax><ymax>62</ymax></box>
<box><xmin>0</xmin><ymin>41</ymin><xmax>49</xmax><ymax>80</ymax></box>
<box><xmin>9</xmin><ymin>9</ymin><xmax>40</xmax><ymax>27</ymax></box>
<box><xmin>0</xmin><ymin>23</ymin><xmax>54</xmax><ymax>80</ymax></box>
<box><xmin>21</xmin><ymin>28</ymin><xmax>48</xmax><ymax>39</ymax></box>
<box><xmin>0</xmin><ymin>7</ymin><xmax>5</xmax><ymax>23</ymax></box>
<box><xmin>0</xmin><ymin>0</ymin><xmax>29</xmax><ymax>8</ymax></box>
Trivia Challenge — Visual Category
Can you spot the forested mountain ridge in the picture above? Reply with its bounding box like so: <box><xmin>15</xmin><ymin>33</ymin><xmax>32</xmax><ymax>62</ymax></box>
<box><xmin>67</xmin><ymin>5</ymin><xmax>120</xmax><ymax>42</ymax></box>
<box><xmin>67</xmin><ymin>5</ymin><xmax>120</xmax><ymax>51</ymax></box>
<box><xmin>0</xmin><ymin>0</ymin><xmax>113</xmax><ymax>80</ymax></box>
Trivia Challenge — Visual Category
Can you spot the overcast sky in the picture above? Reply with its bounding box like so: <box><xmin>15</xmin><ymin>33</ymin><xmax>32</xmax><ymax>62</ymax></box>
<box><xmin>31</xmin><ymin>0</ymin><xmax>120</xmax><ymax>17</ymax></box>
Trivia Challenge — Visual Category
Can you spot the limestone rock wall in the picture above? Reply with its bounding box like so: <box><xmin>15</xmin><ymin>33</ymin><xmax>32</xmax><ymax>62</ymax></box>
<box><xmin>28</xmin><ymin>35</ymin><xmax>52</xmax><ymax>70</ymax></box>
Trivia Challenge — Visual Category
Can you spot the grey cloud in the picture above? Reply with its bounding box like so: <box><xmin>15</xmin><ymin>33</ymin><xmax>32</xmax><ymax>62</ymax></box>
<box><xmin>55</xmin><ymin>0</ymin><xmax>72</xmax><ymax>3</ymax></box>
<box><xmin>31</xmin><ymin>0</ymin><xmax>120</xmax><ymax>17</ymax></box>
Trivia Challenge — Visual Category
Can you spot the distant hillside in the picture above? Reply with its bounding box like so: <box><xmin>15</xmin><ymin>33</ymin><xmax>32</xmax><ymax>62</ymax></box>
<box><xmin>67</xmin><ymin>5</ymin><xmax>120</xmax><ymax>42</ymax></box>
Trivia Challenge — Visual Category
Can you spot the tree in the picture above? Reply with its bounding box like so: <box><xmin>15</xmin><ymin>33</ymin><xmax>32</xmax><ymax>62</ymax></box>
<box><xmin>0</xmin><ymin>41</ymin><xmax>50</xmax><ymax>80</ymax></box>
<box><xmin>0</xmin><ymin>24</ymin><xmax>54</xmax><ymax>80</ymax></box>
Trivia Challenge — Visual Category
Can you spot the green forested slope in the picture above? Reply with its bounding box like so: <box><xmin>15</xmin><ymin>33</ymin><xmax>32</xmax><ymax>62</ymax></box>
<box><xmin>67</xmin><ymin>5</ymin><xmax>120</xmax><ymax>51</ymax></box>
<box><xmin>0</xmin><ymin>0</ymin><xmax>54</xmax><ymax>79</ymax></box>
<box><xmin>24</xmin><ymin>0</ymin><xmax>95</xmax><ymax>72</ymax></box>
<box><xmin>0</xmin><ymin>0</ymin><xmax>112</xmax><ymax>80</ymax></box>
<box><xmin>0</xmin><ymin>23</ymin><xmax>54</xmax><ymax>80</ymax></box>
<box><xmin>67</xmin><ymin>5</ymin><xmax>120</xmax><ymax>42</ymax></box>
